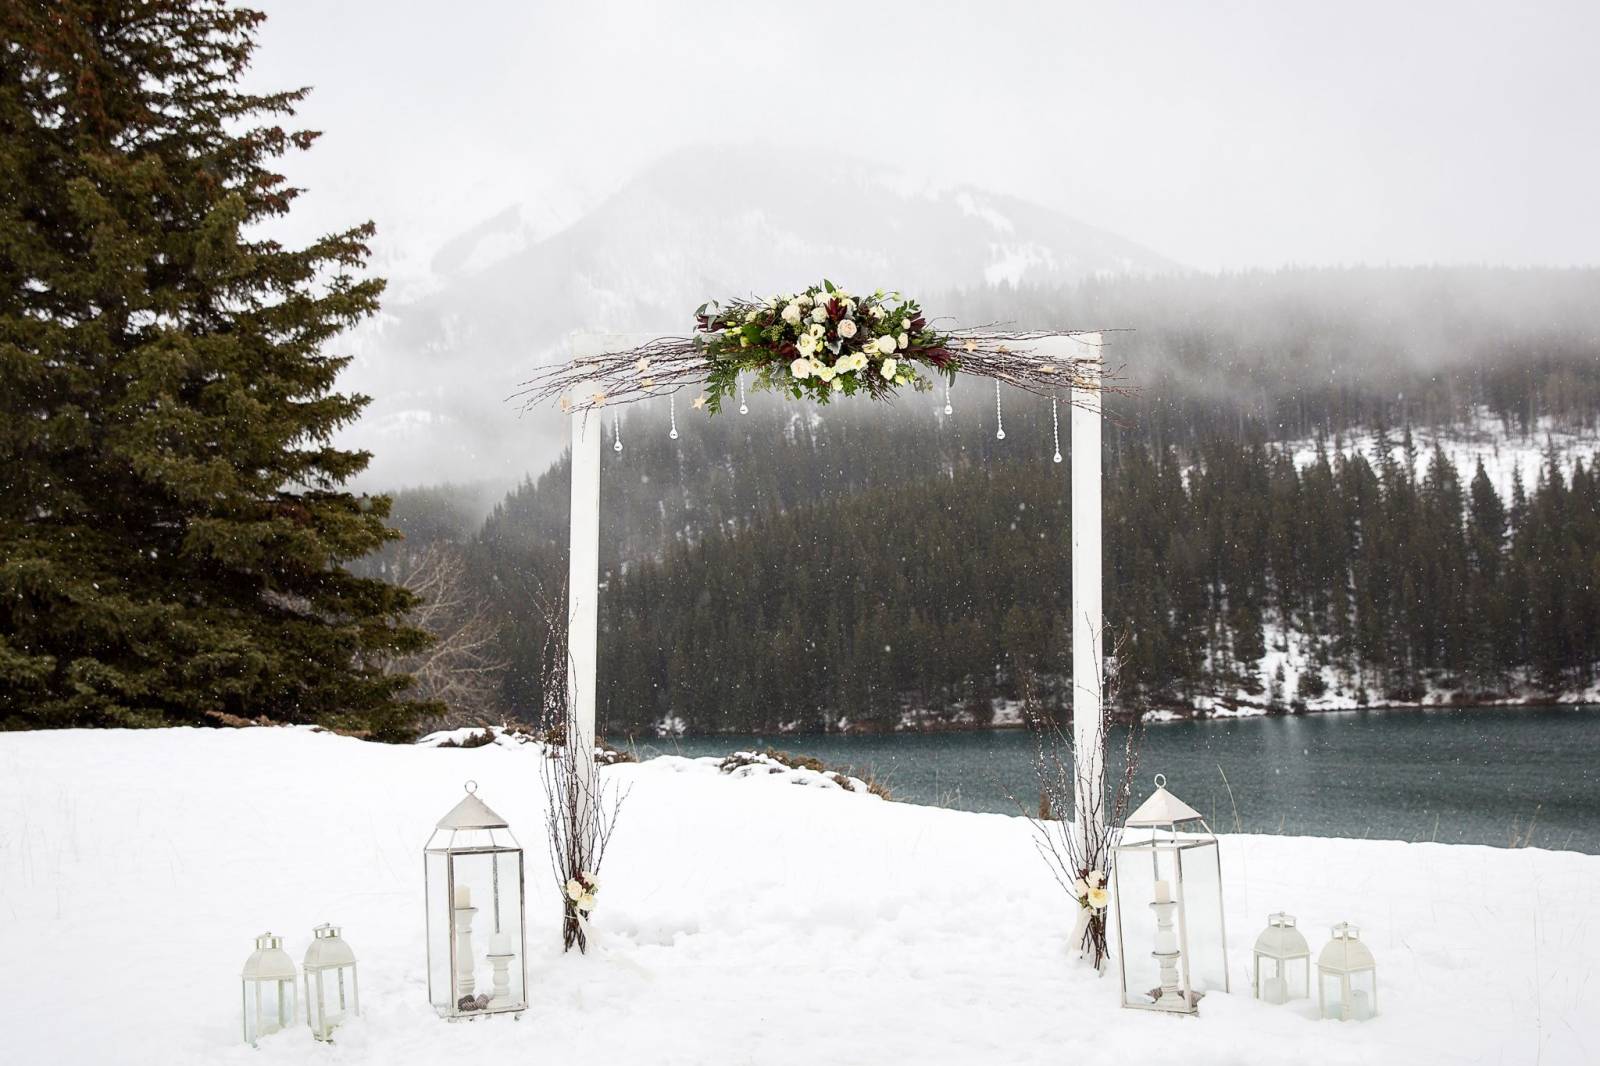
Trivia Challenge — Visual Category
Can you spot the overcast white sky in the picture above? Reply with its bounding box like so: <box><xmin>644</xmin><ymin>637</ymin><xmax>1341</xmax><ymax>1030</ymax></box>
<box><xmin>245</xmin><ymin>0</ymin><xmax>1598</xmax><ymax>279</ymax></box>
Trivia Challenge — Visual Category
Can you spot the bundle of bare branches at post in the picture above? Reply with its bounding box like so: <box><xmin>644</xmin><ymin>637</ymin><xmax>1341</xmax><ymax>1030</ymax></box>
<box><xmin>532</xmin><ymin>586</ymin><xmax>626</xmax><ymax>954</ymax></box>
<box><xmin>1021</xmin><ymin>628</ymin><xmax>1142</xmax><ymax>972</ymax></box>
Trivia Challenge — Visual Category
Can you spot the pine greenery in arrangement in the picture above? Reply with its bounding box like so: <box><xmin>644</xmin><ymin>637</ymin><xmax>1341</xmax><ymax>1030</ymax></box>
<box><xmin>694</xmin><ymin>281</ymin><xmax>952</xmax><ymax>412</ymax></box>
<box><xmin>0</xmin><ymin>2</ymin><xmax>434</xmax><ymax>736</ymax></box>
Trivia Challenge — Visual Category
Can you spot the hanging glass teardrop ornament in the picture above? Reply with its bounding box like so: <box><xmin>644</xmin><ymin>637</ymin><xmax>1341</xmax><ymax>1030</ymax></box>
<box><xmin>612</xmin><ymin>409</ymin><xmax>623</xmax><ymax>453</ymax></box>
<box><xmin>669</xmin><ymin>393</ymin><xmax>679</xmax><ymax>440</ymax></box>
<box><xmin>944</xmin><ymin>378</ymin><xmax>953</xmax><ymax>416</ymax></box>
<box><xmin>738</xmin><ymin>374</ymin><xmax>749</xmax><ymax>415</ymax></box>
<box><xmin>994</xmin><ymin>380</ymin><xmax>1006</xmax><ymax>441</ymax></box>
<box><xmin>1052</xmin><ymin>396</ymin><xmax>1063</xmax><ymax>463</ymax></box>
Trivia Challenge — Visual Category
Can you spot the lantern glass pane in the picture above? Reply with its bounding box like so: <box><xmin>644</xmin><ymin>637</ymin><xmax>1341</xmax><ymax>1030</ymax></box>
<box><xmin>445</xmin><ymin>849</ymin><xmax>526</xmax><ymax>1012</ymax></box>
<box><xmin>425</xmin><ymin>849</ymin><xmax>452</xmax><ymax>1013</ymax></box>
<box><xmin>1175</xmin><ymin>841</ymin><xmax>1227</xmax><ymax>995</ymax></box>
<box><xmin>1112</xmin><ymin>840</ymin><xmax>1177</xmax><ymax>1007</ymax></box>
<box><xmin>308</xmin><ymin>965</ymin><xmax>355</xmax><ymax>1040</ymax></box>
<box><xmin>243</xmin><ymin>978</ymin><xmax>295</xmax><ymax>1042</ymax></box>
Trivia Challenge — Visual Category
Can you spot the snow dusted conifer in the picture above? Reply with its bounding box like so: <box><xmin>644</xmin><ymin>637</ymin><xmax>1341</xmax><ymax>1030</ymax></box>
<box><xmin>0</xmin><ymin>2</ymin><xmax>434</xmax><ymax>735</ymax></box>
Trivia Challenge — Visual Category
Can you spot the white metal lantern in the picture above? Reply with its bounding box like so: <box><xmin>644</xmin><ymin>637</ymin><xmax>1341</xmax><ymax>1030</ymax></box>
<box><xmin>1252</xmin><ymin>912</ymin><xmax>1310</xmax><ymax>1004</ymax></box>
<box><xmin>1318</xmin><ymin>922</ymin><xmax>1377</xmax><ymax>1020</ymax></box>
<box><xmin>424</xmin><ymin>780</ymin><xmax>527</xmax><ymax>1019</ymax></box>
<box><xmin>241</xmin><ymin>932</ymin><xmax>297</xmax><ymax>1046</ymax></box>
<box><xmin>1111</xmin><ymin>773</ymin><xmax>1230</xmax><ymax>1014</ymax></box>
<box><xmin>304</xmin><ymin>923</ymin><xmax>360</xmax><ymax>1041</ymax></box>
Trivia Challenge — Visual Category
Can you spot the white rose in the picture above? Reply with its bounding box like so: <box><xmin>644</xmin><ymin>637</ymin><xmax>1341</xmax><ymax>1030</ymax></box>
<box><xmin>831</xmin><ymin>377</ymin><xmax>844</xmax><ymax>391</ymax></box>
<box><xmin>790</xmin><ymin>358</ymin><xmax>811</xmax><ymax>379</ymax></box>
<box><xmin>880</xmin><ymin>357</ymin><xmax>898</xmax><ymax>380</ymax></box>
<box><xmin>869</xmin><ymin>306</ymin><xmax>886</xmax><ymax>320</ymax></box>
<box><xmin>1087</xmin><ymin>887</ymin><xmax>1110</xmax><ymax>910</ymax></box>
<box><xmin>796</xmin><ymin>333</ymin><xmax>816</xmax><ymax>355</ymax></box>
<box><xmin>875</xmin><ymin>335</ymin><xmax>897</xmax><ymax>355</ymax></box>
<box><xmin>837</xmin><ymin>318</ymin><xmax>857</xmax><ymax>339</ymax></box>
<box><xmin>577</xmin><ymin>892</ymin><xmax>596</xmax><ymax>913</ymax></box>
<box><xmin>898</xmin><ymin>332</ymin><xmax>909</xmax><ymax>349</ymax></box>
<box><xmin>1073</xmin><ymin>877</ymin><xmax>1089</xmax><ymax>898</ymax></box>
<box><xmin>782</xmin><ymin>303</ymin><xmax>802</xmax><ymax>325</ymax></box>
<box><xmin>809</xmin><ymin>322</ymin><xmax>825</xmax><ymax>337</ymax></box>
<box><xmin>815</xmin><ymin>363</ymin><xmax>835</xmax><ymax>382</ymax></box>
<box><xmin>811</xmin><ymin>306</ymin><xmax>828</xmax><ymax>323</ymax></box>
<box><xmin>797</xmin><ymin>294</ymin><xmax>812</xmax><ymax>307</ymax></box>
<box><xmin>566</xmin><ymin>878</ymin><xmax>584</xmax><ymax>901</ymax></box>
<box><xmin>1087</xmin><ymin>870</ymin><xmax>1104</xmax><ymax>888</ymax></box>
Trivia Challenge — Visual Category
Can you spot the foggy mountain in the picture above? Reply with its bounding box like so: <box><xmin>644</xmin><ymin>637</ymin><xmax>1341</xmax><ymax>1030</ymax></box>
<box><xmin>337</xmin><ymin>146</ymin><xmax>1179</xmax><ymax>490</ymax></box>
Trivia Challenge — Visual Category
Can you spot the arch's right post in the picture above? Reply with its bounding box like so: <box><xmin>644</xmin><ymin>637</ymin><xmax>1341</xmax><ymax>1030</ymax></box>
<box><xmin>1070</xmin><ymin>332</ymin><xmax>1106</xmax><ymax>866</ymax></box>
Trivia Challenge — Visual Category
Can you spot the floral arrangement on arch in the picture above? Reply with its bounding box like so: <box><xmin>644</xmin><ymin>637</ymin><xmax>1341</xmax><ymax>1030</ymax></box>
<box><xmin>693</xmin><ymin>281</ymin><xmax>958</xmax><ymax>413</ymax></box>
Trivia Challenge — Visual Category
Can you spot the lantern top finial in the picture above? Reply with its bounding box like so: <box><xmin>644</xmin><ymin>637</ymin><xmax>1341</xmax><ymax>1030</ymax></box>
<box><xmin>436</xmin><ymin>779</ymin><xmax>510</xmax><ymax>830</ymax></box>
<box><xmin>1317</xmin><ymin>922</ymin><xmax>1375</xmax><ymax>973</ymax></box>
<box><xmin>242</xmin><ymin>931</ymin><xmax>297</xmax><ymax>981</ymax></box>
<box><xmin>1253</xmin><ymin>911</ymin><xmax>1310</xmax><ymax>959</ymax></box>
<box><xmin>1124</xmin><ymin>773</ymin><xmax>1205</xmax><ymax>828</ymax></box>
<box><xmin>304</xmin><ymin>922</ymin><xmax>357</xmax><ymax>970</ymax></box>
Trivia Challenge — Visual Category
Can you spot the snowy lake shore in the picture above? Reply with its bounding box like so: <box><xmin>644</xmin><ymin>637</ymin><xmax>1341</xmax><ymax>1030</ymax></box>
<box><xmin>0</xmin><ymin>726</ymin><xmax>1594</xmax><ymax>1065</ymax></box>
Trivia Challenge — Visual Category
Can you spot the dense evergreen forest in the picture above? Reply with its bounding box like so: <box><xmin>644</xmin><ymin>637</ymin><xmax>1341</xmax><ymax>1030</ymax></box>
<box><xmin>370</xmin><ymin>267</ymin><xmax>1600</xmax><ymax>737</ymax></box>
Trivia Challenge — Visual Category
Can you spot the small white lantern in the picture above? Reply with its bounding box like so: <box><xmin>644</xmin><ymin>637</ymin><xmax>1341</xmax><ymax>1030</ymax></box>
<box><xmin>424</xmin><ymin>780</ymin><xmax>527</xmax><ymax>1019</ymax></box>
<box><xmin>1111</xmin><ymin>774</ymin><xmax>1230</xmax><ymax>1014</ymax></box>
<box><xmin>241</xmin><ymin>932</ymin><xmax>297</xmax><ymax>1046</ymax></box>
<box><xmin>1252</xmin><ymin>912</ymin><xmax>1310</xmax><ymax>1004</ymax></box>
<box><xmin>1318</xmin><ymin>922</ymin><xmax>1377</xmax><ymax>1020</ymax></box>
<box><xmin>304</xmin><ymin>923</ymin><xmax>360</xmax><ymax>1041</ymax></box>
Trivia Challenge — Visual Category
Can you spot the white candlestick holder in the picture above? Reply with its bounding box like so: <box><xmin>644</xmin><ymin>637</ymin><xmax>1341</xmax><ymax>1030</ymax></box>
<box><xmin>453</xmin><ymin>904</ymin><xmax>477</xmax><ymax>998</ymax></box>
<box><xmin>1150</xmin><ymin>898</ymin><xmax>1189</xmax><ymax>1011</ymax></box>
<box><xmin>487</xmin><ymin>951</ymin><xmax>514</xmax><ymax>1006</ymax></box>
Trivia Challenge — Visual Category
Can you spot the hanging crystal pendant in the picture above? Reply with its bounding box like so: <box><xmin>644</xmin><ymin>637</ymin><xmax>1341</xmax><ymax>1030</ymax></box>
<box><xmin>994</xmin><ymin>380</ymin><xmax>1005</xmax><ymax>441</ymax></box>
<box><xmin>668</xmin><ymin>393</ymin><xmax>679</xmax><ymax>440</ymax></box>
<box><xmin>612</xmin><ymin>410</ymin><xmax>623</xmax><ymax>453</ymax></box>
<box><xmin>944</xmin><ymin>379</ymin><xmax>953</xmax><ymax>416</ymax></box>
<box><xmin>1052</xmin><ymin>396</ymin><xmax>1063</xmax><ymax>463</ymax></box>
<box><xmin>738</xmin><ymin>374</ymin><xmax>749</xmax><ymax>415</ymax></box>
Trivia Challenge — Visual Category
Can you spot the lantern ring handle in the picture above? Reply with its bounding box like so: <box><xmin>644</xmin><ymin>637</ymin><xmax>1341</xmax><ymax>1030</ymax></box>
<box><xmin>1153</xmin><ymin>773</ymin><xmax>1167</xmax><ymax>789</ymax></box>
<box><xmin>464</xmin><ymin>779</ymin><xmax>479</xmax><ymax>794</ymax></box>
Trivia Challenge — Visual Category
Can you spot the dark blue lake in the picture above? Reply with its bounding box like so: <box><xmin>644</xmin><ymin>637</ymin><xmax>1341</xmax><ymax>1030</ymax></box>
<box><xmin>632</xmin><ymin>705</ymin><xmax>1600</xmax><ymax>853</ymax></box>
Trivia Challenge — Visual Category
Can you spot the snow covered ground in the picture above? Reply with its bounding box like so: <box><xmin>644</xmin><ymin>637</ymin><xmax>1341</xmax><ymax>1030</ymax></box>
<box><xmin>1</xmin><ymin>727</ymin><xmax>1594</xmax><ymax>1065</ymax></box>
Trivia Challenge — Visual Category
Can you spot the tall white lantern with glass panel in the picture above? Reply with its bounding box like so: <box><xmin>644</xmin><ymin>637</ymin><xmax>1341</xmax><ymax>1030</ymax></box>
<box><xmin>1252</xmin><ymin>912</ymin><xmax>1310</xmax><ymax>1004</ymax></box>
<box><xmin>303</xmin><ymin>922</ymin><xmax>360</xmax><ymax>1041</ymax></box>
<box><xmin>1111</xmin><ymin>774</ymin><xmax>1230</xmax><ymax>1014</ymax></box>
<box><xmin>1318</xmin><ymin>922</ymin><xmax>1377</xmax><ymax>1020</ymax></box>
<box><xmin>424</xmin><ymin>780</ymin><xmax>527</xmax><ymax>1019</ymax></box>
<box><xmin>240</xmin><ymin>932</ymin><xmax>297</xmax><ymax>1045</ymax></box>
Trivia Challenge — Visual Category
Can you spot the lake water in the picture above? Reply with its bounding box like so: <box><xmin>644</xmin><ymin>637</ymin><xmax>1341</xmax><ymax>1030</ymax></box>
<box><xmin>631</xmin><ymin>705</ymin><xmax>1600</xmax><ymax>854</ymax></box>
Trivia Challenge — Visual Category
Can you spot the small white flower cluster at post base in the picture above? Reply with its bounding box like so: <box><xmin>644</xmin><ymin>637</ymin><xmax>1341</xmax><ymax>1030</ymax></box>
<box><xmin>566</xmin><ymin>870</ymin><xmax>600</xmax><ymax>914</ymax></box>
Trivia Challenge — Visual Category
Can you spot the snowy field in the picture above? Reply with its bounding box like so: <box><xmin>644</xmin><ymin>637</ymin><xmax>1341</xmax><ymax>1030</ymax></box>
<box><xmin>0</xmin><ymin>727</ymin><xmax>1594</xmax><ymax>1065</ymax></box>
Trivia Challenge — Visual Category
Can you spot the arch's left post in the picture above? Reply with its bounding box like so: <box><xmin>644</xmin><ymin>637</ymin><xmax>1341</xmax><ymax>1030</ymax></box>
<box><xmin>565</xmin><ymin>334</ymin><xmax>603</xmax><ymax>866</ymax></box>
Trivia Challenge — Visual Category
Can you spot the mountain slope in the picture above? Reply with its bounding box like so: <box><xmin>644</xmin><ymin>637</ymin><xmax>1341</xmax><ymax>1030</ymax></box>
<box><xmin>338</xmin><ymin>146</ymin><xmax>1178</xmax><ymax>488</ymax></box>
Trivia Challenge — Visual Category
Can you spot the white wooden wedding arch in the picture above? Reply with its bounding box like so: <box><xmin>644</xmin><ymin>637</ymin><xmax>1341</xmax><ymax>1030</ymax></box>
<box><xmin>542</xmin><ymin>329</ymin><xmax>1107</xmax><ymax>862</ymax></box>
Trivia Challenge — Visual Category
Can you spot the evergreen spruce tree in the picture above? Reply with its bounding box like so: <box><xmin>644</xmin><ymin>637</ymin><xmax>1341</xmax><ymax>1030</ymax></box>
<box><xmin>0</xmin><ymin>3</ymin><xmax>433</xmax><ymax>735</ymax></box>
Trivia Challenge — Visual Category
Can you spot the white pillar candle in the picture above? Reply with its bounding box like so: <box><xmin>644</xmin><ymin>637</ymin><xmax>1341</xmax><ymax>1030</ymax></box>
<box><xmin>1349</xmin><ymin>989</ymin><xmax>1371</xmax><ymax>1021</ymax></box>
<box><xmin>1263</xmin><ymin>975</ymin><xmax>1288</xmax><ymax>1005</ymax></box>
<box><xmin>1154</xmin><ymin>880</ymin><xmax>1172</xmax><ymax>904</ymax></box>
<box><xmin>489</xmin><ymin>932</ymin><xmax>514</xmax><ymax>956</ymax></box>
<box><xmin>454</xmin><ymin>884</ymin><xmax>471</xmax><ymax>909</ymax></box>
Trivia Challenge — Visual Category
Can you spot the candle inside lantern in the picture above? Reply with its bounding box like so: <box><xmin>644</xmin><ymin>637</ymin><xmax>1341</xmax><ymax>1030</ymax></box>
<box><xmin>454</xmin><ymin>884</ymin><xmax>471</xmax><ymax>909</ymax></box>
<box><xmin>1154</xmin><ymin>880</ymin><xmax>1172</xmax><ymax>904</ymax></box>
<box><xmin>1262</xmin><ymin>975</ymin><xmax>1288</xmax><ymax>1005</ymax></box>
<box><xmin>1349</xmin><ymin>989</ymin><xmax>1372</xmax><ymax>1021</ymax></box>
<box><xmin>489</xmin><ymin>932</ymin><xmax>513</xmax><ymax>956</ymax></box>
